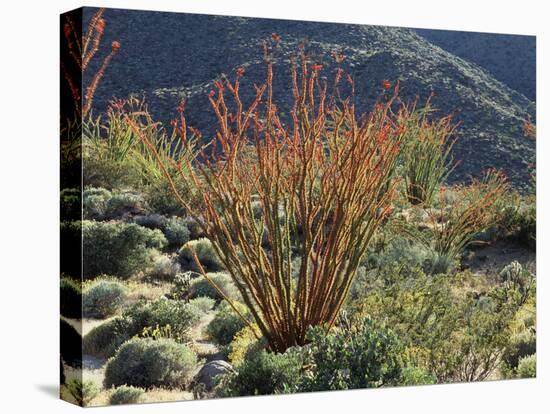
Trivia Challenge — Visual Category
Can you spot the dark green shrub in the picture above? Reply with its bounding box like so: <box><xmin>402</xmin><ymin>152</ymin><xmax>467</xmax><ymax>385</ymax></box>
<box><xmin>60</xmin><ymin>188</ymin><xmax>81</xmax><ymax>221</ymax></box>
<box><xmin>517</xmin><ymin>354</ymin><xmax>536</xmax><ymax>378</ymax></box>
<box><xmin>164</xmin><ymin>216</ymin><xmax>190</xmax><ymax>247</ymax></box>
<box><xmin>190</xmin><ymin>272</ymin><xmax>239</xmax><ymax>301</ymax></box>
<box><xmin>134</xmin><ymin>214</ymin><xmax>167</xmax><ymax>230</ymax></box>
<box><xmin>104</xmin><ymin>338</ymin><xmax>197</xmax><ymax>389</ymax></box>
<box><xmin>60</xmin><ymin>319</ymin><xmax>82</xmax><ymax>367</ymax></box>
<box><xmin>300</xmin><ymin>318</ymin><xmax>404</xmax><ymax>391</ymax></box>
<box><xmin>83</xmin><ymin>280</ymin><xmax>127</xmax><ymax>319</ymax></box>
<box><xmin>178</xmin><ymin>238</ymin><xmax>223</xmax><ymax>272</ymax></box>
<box><xmin>60</xmin><ymin>277</ymin><xmax>82</xmax><ymax>319</ymax></box>
<box><xmin>218</xmin><ymin>349</ymin><xmax>303</xmax><ymax>397</ymax></box>
<box><xmin>109</xmin><ymin>385</ymin><xmax>145</xmax><ymax>405</ymax></box>
<box><xmin>75</xmin><ymin>220</ymin><xmax>166</xmax><ymax>279</ymax></box>
<box><xmin>207</xmin><ymin>301</ymin><xmax>249</xmax><ymax>346</ymax></box>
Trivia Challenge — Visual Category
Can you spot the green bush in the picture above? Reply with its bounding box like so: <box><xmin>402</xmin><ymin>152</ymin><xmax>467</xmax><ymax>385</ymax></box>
<box><xmin>497</xmin><ymin>194</ymin><xmax>535</xmax><ymax>250</ymax></box>
<box><xmin>83</xmin><ymin>316</ymin><xmax>133</xmax><ymax>358</ymax></box>
<box><xmin>83</xmin><ymin>299</ymin><xmax>202</xmax><ymax>358</ymax></box>
<box><xmin>227</xmin><ymin>325</ymin><xmax>264</xmax><ymax>367</ymax></box>
<box><xmin>207</xmin><ymin>301</ymin><xmax>249</xmax><ymax>346</ymax></box>
<box><xmin>164</xmin><ymin>216</ymin><xmax>190</xmax><ymax>247</ymax></box>
<box><xmin>352</xmin><ymin>264</ymin><xmax>534</xmax><ymax>383</ymax></box>
<box><xmin>61</xmin><ymin>319</ymin><xmax>82</xmax><ymax>367</ymax></box>
<box><xmin>300</xmin><ymin>318</ymin><xmax>404</xmax><ymax>391</ymax></box>
<box><xmin>218</xmin><ymin>348</ymin><xmax>303</xmax><ymax>397</ymax></box>
<box><xmin>134</xmin><ymin>214</ymin><xmax>167</xmax><ymax>230</ymax></box>
<box><xmin>169</xmin><ymin>272</ymin><xmax>192</xmax><ymax>301</ymax></box>
<box><xmin>146</xmin><ymin>255</ymin><xmax>181</xmax><ymax>281</ymax></box>
<box><xmin>502</xmin><ymin>329</ymin><xmax>536</xmax><ymax>371</ymax></box>
<box><xmin>104</xmin><ymin>338</ymin><xmax>197</xmax><ymax>389</ymax></box>
<box><xmin>83</xmin><ymin>280</ymin><xmax>127</xmax><ymax>319</ymax></box>
<box><xmin>178</xmin><ymin>238</ymin><xmax>223</xmax><ymax>272</ymax></box>
<box><xmin>104</xmin><ymin>192</ymin><xmax>146</xmax><ymax>219</ymax></box>
<box><xmin>517</xmin><ymin>354</ymin><xmax>536</xmax><ymax>378</ymax></box>
<box><xmin>60</xmin><ymin>277</ymin><xmax>81</xmax><ymax>319</ymax></box>
<box><xmin>60</xmin><ymin>188</ymin><xmax>81</xmax><ymax>221</ymax></box>
<box><xmin>109</xmin><ymin>385</ymin><xmax>145</xmax><ymax>405</ymax></box>
<box><xmin>188</xmin><ymin>297</ymin><xmax>215</xmax><ymax>313</ymax></box>
<box><xmin>62</xmin><ymin>220</ymin><xmax>167</xmax><ymax>279</ymax></box>
<box><xmin>65</xmin><ymin>379</ymin><xmax>99</xmax><ymax>406</ymax></box>
<box><xmin>83</xmin><ymin>187</ymin><xmax>111</xmax><ymax>220</ymax></box>
<box><xmin>190</xmin><ymin>272</ymin><xmax>239</xmax><ymax>301</ymax></box>
<box><xmin>399</xmin><ymin>366</ymin><xmax>437</xmax><ymax>386</ymax></box>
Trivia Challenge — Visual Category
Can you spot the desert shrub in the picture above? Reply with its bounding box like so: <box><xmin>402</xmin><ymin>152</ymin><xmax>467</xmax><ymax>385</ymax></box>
<box><xmin>188</xmin><ymin>296</ymin><xmax>215</xmax><ymax>313</ymax></box>
<box><xmin>299</xmin><ymin>318</ymin><xmax>404</xmax><ymax>391</ymax></box>
<box><xmin>164</xmin><ymin>216</ymin><xmax>190</xmax><ymax>247</ymax></box>
<box><xmin>146</xmin><ymin>254</ymin><xmax>181</xmax><ymax>281</ymax></box>
<box><xmin>109</xmin><ymin>385</ymin><xmax>145</xmax><ymax>405</ymax></box>
<box><xmin>218</xmin><ymin>348</ymin><xmax>304</xmax><ymax>397</ymax></box>
<box><xmin>501</xmin><ymin>329</ymin><xmax>536</xmax><ymax>372</ymax></box>
<box><xmin>83</xmin><ymin>298</ymin><xmax>202</xmax><ymax>358</ymax></box>
<box><xmin>399</xmin><ymin>366</ymin><xmax>437</xmax><ymax>386</ymax></box>
<box><xmin>124</xmin><ymin>299</ymin><xmax>202</xmax><ymax>342</ymax></box>
<box><xmin>184</xmin><ymin>217</ymin><xmax>206</xmax><ymax>239</ymax></box>
<box><xmin>178</xmin><ymin>238</ymin><xmax>223</xmax><ymax>272</ymax></box>
<box><xmin>190</xmin><ymin>272</ymin><xmax>239</xmax><ymax>301</ymax></box>
<box><xmin>228</xmin><ymin>325</ymin><xmax>265</xmax><ymax>367</ymax></box>
<box><xmin>400</xmin><ymin>103</ymin><xmax>456</xmax><ymax>206</ymax></box>
<box><xmin>517</xmin><ymin>354</ymin><xmax>536</xmax><ymax>378</ymax></box>
<box><xmin>83</xmin><ymin>280</ymin><xmax>127</xmax><ymax>319</ymax></box>
<box><xmin>496</xmin><ymin>193</ymin><xmax>535</xmax><ymax>249</ymax></box>
<box><xmin>352</xmin><ymin>264</ymin><xmax>535</xmax><ymax>383</ymax></box>
<box><xmin>134</xmin><ymin>213</ymin><xmax>167</xmax><ymax>230</ymax></box>
<box><xmin>104</xmin><ymin>191</ymin><xmax>146</xmax><ymax>218</ymax></box>
<box><xmin>104</xmin><ymin>338</ymin><xmax>197</xmax><ymax>389</ymax></box>
<box><xmin>60</xmin><ymin>188</ymin><xmax>81</xmax><ymax>221</ymax></box>
<box><xmin>66</xmin><ymin>379</ymin><xmax>99</xmax><ymax>406</ymax></box>
<box><xmin>207</xmin><ymin>301</ymin><xmax>250</xmax><ymax>346</ymax></box>
<box><xmin>169</xmin><ymin>272</ymin><xmax>192</xmax><ymax>301</ymax></box>
<box><xmin>60</xmin><ymin>318</ymin><xmax>81</xmax><ymax>367</ymax></box>
<box><xmin>60</xmin><ymin>277</ymin><xmax>82</xmax><ymax>319</ymax></box>
<box><xmin>83</xmin><ymin>187</ymin><xmax>112</xmax><ymax>220</ymax></box>
<box><xmin>143</xmin><ymin>180</ymin><xmax>187</xmax><ymax>216</ymax></box>
<box><xmin>78</xmin><ymin>220</ymin><xmax>166</xmax><ymax>279</ymax></box>
<box><xmin>399</xmin><ymin>170</ymin><xmax>508</xmax><ymax>270</ymax></box>
<box><xmin>82</xmin><ymin>316</ymin><xmax>133</xmax><ymax>358</ymax></box>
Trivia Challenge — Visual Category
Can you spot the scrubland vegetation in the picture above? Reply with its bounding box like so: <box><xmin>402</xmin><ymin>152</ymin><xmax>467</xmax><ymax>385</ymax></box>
<box><xmin>60</xmin><ymin>9</ymin><xmax>536</xmax><ymax>407</ymax></box>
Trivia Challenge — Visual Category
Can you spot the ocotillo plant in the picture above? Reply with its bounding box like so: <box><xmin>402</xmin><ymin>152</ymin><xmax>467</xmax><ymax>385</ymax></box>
<box><xmin>400</xmin><ymin>102</ymin><xmax>457</xmax><ymax>206</ymax></box>
<box><xmin>128</xmin><ymin>51</ymin><xmax>406</xmax><ymax>352</ymax></box>
<box><xmin>61</xmin><ymin>8</ymin><xmax>121</xmax><ymax>118</ymax></box>
<box><xmin>401</xmin><ymin>169</ymin><xmax>508</xmax><ymax>272</ymax></box>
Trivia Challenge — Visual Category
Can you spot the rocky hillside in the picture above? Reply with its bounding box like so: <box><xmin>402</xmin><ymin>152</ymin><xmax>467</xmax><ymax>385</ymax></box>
<box><xmin>415</xmin><ymin>29</ymin><xmax>536</xmax><ymax>101</ymax></box>
<box><xmin>87</xmin><ymin>8</ymin><xmax>536</xmax><ymax>190</ymax></box>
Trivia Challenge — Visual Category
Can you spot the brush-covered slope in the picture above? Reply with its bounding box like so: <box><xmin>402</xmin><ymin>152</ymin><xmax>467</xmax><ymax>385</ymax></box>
<box><xmin>87</xmin><ymin>8</ymin><xmax>535</xmax><ymax>190</ymax></box>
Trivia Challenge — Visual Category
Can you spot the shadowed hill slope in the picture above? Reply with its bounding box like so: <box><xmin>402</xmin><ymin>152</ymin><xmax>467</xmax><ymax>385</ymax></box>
<box><xmin>87</xmin><ymin>8</ymin><xmax>535</xmax><ymax>191</ymax></box>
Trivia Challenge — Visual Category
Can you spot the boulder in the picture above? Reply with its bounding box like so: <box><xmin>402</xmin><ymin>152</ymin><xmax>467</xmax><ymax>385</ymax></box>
<box><xmin>195</xmin><ymin>360</ymin><xmax>234</xmax><ymax>391</ymax></box>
